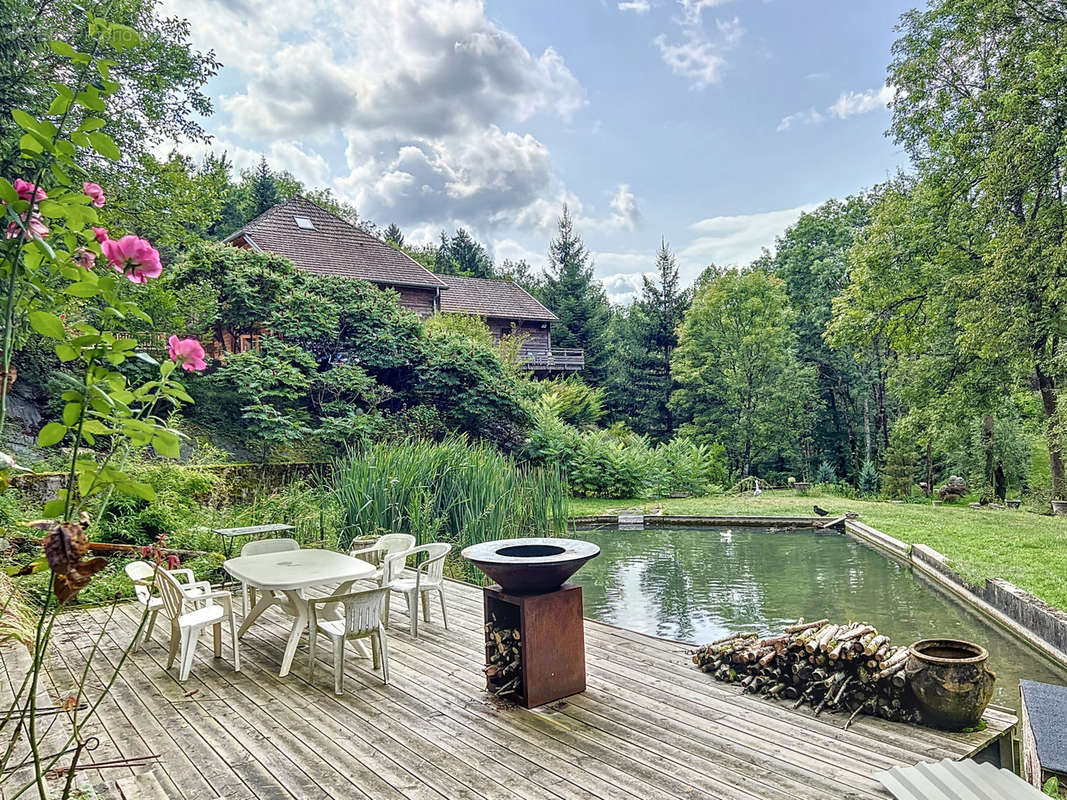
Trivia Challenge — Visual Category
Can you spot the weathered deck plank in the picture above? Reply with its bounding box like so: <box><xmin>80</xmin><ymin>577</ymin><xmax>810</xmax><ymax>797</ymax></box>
<box><xmin>7</xmin><ymin>577</ymin><xmax>1015</xmax><ymax>800</ymax></box>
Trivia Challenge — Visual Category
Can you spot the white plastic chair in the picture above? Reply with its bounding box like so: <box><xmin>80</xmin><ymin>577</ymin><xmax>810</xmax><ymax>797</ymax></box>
<box><xmin>124</xmin><ymin>561</ymin><xmax>203</xmax><ymax>650</ymax></box>
<box><xmin>239</xmin><ymin>538</ymin><xmax>300</xmax><ymax>614</ymax></box>
<box><xmin>155</xmin><ymin>569</ymin><xmax>240</xmax><ymax>682</ymax></box>
<box><xmin>349</xmin><ymin>533</ymin><xmax>415</xmax><ymax>579</ymax></box>
<box><xmin>382</xmin><ymin>543</ymin><xmax>451</xmax><ymax>638</ymax></box>
<box><xmin>308</xmin><ymin>586</ymin><xmax>390</xmax><ymax>693</ymax></box>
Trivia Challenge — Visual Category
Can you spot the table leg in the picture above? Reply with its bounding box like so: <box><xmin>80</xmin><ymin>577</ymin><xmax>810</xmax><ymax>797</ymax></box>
<box><xmin>238</xmin><ymin>590</ymin><xmax>275</xmax><ymax>637</ymax></box>
<box><xmin>279</xmin><ymin>589</ymin><xmax>307</xmax><ymax>678</ymax></box>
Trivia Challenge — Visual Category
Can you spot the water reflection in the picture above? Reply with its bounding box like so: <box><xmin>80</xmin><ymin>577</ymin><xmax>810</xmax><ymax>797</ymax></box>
<box><xmin>570</xmin><ymin>526</ymin><xmax>1067</xmax><ymax>709</ymax></box>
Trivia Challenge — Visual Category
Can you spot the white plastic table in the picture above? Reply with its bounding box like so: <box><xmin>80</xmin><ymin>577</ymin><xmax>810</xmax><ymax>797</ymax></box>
<box><xmin>223</xmin><ymin>549</ymin><xmax>376</xmax><ymax>677</ymax></box>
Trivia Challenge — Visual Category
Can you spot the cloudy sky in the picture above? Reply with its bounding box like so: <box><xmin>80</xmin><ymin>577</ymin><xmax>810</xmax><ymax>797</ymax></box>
<box><xmin>162</xmin><ymin>0</ymin><xmax>913</xmax><ymax>302</ymax></box>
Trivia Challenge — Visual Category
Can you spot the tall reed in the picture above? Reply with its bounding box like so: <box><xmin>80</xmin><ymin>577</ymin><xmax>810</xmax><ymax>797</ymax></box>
<box><xmin>332</xmin><ymin>437</ymin><xmax>568</xmax><ymax>581</ymax></box>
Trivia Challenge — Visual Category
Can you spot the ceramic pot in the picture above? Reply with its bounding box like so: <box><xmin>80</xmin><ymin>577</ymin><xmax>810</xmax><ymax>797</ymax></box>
<box><xmin>905</xmin><ymin>639</ymin><xmax>995</xmax><ymax>730</ymax></box>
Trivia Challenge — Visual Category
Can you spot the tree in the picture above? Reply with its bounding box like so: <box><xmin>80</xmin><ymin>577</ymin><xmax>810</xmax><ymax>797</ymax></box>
<box><xmin>671</xmin><ymin>267</ymin><xmax>817</xmax><ymax>476</ymax></box>
<box><xmin>498</xmin><ymin>258</ymin><xmax>543</xmax><ymax>296</ymax></box>
<box><xmin>384</xmin><ymin>223</ymin><xmax>404</xmax><ymax>248</ymax></box>
<box><xmin>540</xmin><ymin>205</ymin><xmax>611</xmax><ymax>383</ymax></box>
<box><xmin>604</xmin><ymin>239</ymin><xmax>690</xmax><ymax>440</ymax></box>
<box><xmin>0</xmin><ymin>0</ymin><xmax>218</xmax><ymax>172</ymax></box>
<box><xmin>250</xmin><ymin>157</ymin><xmax>279</xmax><ymax>218</ymax></box>
<box><xmin>857</xmin><ymin>0</ymin><xmax>1067</xmax><ymax>499</ymax></box>
<box><xmin>433</xmin><ymin>228</ymin><xmax>494</xmax><ymax>278</ymax></box>
<box><xmin>771</xmin><ymin>194</ymin><xmax>885</xmax><ymax>477</ymax></box>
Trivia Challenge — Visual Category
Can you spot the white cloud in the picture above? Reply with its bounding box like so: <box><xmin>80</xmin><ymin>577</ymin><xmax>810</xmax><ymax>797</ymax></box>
<box><xmin>654</xmin><ymin>32</ymin><xmax>727</xmax><ymax>88</ymax></box>
<box><xmin>654</xmin><ymin>2</ymin><xmax>743</xmax><ymax>89</ymax></box>
<box><xmin>829</xmin><ymin>84</ymin><xmax>894</xmax><ymax>119</ymax></box>
<box><xmin>599</xmin><ymin>269</ymin><xmax>655</xmax><ymax>305</ymax></box>
<box><xmin>493</xmin><ymin>238</ymin><xmax>545</xmax><ymax>268</ymax></box>
<box><xmin>777</xmin><ymin>83</ymin><xmax>894</xmax><ymax>132</ymax></box>
<box><xmin>579</xmin><ymin>184</ymin><xmax>642</xmax><ymax>233</ymax></box>
<box><xmin>678</xmin><ymin>0</ymin><xmax>733</xmax><ymax>27</ymax></box>
<box><xmin>618</xmin><ymin>0</ymin><xmax>651</xmax><ymax>12</ymax></box>
<box><xmin>221</xmin><ymin>1</ymin><xmax>585</xmax><ymax>142</ymax></box>
<box><xmin>679</xmin><ymin>203</ymin><xmax>819</xmax><ymax>274</ymax></box>
<box><xmin>776</xmin><ymin>108</ymin><xmax>823</xmax><ymax>132</ymax></box>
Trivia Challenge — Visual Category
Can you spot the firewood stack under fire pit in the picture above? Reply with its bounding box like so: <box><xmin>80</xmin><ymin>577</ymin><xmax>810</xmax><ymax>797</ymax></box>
<box><xmin>692</xmin><ymin>618</ymin><xmax>920</xmax><ymax>728</ymax></box>
<box><xmin>484</xmin><ymin>613</ymin><xmax>521</xmax><ymax>698</ymax></box>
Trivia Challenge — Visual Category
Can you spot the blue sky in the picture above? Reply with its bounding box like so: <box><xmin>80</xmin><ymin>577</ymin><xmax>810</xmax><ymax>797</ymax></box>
<box><xmin>162</xmin><ymin>0</ymin><xmax>915</xmax><ymax>302</ymax></box>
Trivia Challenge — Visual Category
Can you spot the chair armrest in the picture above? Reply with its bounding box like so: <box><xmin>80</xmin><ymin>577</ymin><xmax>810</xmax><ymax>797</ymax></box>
<box><xmin>170</xmin><ymin>568</ymin><xmax>197</xmax><ymax>584</ymax></box>
<box><xmin>416</xmin><ymin>552</ymin><xmax>447</xmax><ymax>574</ymax></box>
<box><xmin>184</xmin><ymin>581</ymin><xmax>215</xmax><ymax>597</ymax></box>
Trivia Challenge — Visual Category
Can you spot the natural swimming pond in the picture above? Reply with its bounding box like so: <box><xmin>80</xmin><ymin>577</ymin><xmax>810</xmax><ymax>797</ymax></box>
<box><xmin>569</xmin><ymin>525</ymin><xmax>1067</xmax><ymax>709</ymax></box>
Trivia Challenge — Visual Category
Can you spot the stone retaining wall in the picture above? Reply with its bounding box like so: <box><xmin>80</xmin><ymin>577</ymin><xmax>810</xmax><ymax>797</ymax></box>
<box><xmin>845</xmin><ymin>520</ymin><xmax>1067</xmax><ymax>669</ymax></box>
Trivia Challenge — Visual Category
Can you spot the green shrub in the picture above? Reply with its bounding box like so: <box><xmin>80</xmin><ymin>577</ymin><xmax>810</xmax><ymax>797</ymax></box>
<box><xmin>650</xmin><ymin>438</ymin><xmax>727</xmax><ymax>496</ymax></box>
<box><xmin>568</xmin><ymin>430</ymin><xmax>651</xmax><ymax>498</ymax></box>
<box><xmin>536</xmin><ymin>377</ymin><xmax>604</xmax><ymax>427</ymax></box>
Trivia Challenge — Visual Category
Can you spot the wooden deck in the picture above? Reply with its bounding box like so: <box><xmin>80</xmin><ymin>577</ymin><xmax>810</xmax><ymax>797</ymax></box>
<box><xmin>28</xmin><ymin>579</ymin><xmax>1015</xmax><ymax>800</ymax></box>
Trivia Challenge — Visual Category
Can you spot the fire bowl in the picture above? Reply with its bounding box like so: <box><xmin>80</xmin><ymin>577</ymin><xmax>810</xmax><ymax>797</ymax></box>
<box><xmin>461</xmin><ymin>537</ymin><xmax>600</xmax><ymax>594</ymax></box>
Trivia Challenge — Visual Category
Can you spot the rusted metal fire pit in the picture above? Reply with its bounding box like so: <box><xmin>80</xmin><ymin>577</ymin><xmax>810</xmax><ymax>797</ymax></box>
<box><xmin>462</xmin><ymin>537</ymin><xmax>600</xmax><ymax>708</ymax></box>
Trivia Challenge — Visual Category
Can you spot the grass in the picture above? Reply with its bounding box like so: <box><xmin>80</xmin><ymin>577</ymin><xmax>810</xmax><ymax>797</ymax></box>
<box><xmin>568</xmin><ymin>489</ymin><xmax>1067</xmax><ymax>611</ymax></box>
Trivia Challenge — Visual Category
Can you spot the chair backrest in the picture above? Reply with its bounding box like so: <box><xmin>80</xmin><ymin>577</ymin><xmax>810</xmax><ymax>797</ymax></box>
<box><xmin>241</xmin><ymin>537</ymin><xmax>299</xmax><ymax>558</ymax></box>
<box><xmin>313</xmin><ymin>587</ymin><xmax>389</xmax><ymax>637</ymax></box>
<box><xmin>411</xmin><ymin>542</ymin><xmax>451</xmax><ymax>586</ymax></box>
<box><xmin>377</xmin><ymin>533</ymin><xmax>415</xmax><ymax>558</ymax></box>
<box><xmin>124</xmin><ymin>560</ymin><xmax>155</xmax><ymax>606</ymax></box>
<box><xmin>154</xmin><ymin>568</ymin><xmax>187</xmax><ymax>621</ymax></box>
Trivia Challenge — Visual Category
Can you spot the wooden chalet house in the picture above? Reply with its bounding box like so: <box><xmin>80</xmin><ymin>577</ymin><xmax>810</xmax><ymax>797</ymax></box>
<box><xmin>224</xmin><ymin>197</ymin><xmax>583</xmax><ymax>373</ymax></box>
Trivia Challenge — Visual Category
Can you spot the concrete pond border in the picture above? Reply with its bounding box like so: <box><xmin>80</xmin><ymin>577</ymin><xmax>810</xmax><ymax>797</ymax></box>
<box><xmin>570</xmin><ymin>513</ymin><xmax>1067</xmax><ymax>671</ymax></box>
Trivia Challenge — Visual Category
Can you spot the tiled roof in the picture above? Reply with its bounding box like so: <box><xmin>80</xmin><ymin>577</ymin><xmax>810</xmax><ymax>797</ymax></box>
<box><xmin>226</xmin><ymin>196</ymin><xmax>447</xmax><ymax>289</ymax></box>
<box><xmin>434</xmin><ymin>273</ymin><xmax>558</xmax><ymax>323</ymax></box>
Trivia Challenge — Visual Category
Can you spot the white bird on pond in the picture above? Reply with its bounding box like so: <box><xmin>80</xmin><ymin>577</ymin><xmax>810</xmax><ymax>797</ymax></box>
<box><xmin>720</xmin><ymin>529</ymin><xmax>733</xmax><ymax>542</ymax></box>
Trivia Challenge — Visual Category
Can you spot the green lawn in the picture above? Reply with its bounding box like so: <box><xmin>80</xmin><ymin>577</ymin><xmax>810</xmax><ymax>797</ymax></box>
<box><xmin>568</xmin><ymin>491</ymin><xmax>1067</xmax><ymax>611</ymax></box>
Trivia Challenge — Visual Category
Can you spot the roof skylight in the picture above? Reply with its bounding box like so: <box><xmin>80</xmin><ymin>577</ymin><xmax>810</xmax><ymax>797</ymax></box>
<box><xmin>294</xmin><ymin>216</ymin><xmax>315</xmax><ymax>230</ymax></box>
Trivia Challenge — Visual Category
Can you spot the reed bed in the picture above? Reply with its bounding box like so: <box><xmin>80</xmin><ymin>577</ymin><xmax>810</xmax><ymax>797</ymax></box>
<box><xmin>332</xmin><ymin>437</ymin><xmax>568</xmax><ymax>581</ymax></box>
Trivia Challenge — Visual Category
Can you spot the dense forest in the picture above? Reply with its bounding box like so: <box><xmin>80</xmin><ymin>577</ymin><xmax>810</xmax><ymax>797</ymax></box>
<box><xmin>1</xmin><ymin>0</ymin><xmax>1064</xmax><ymax>506</ymax></box>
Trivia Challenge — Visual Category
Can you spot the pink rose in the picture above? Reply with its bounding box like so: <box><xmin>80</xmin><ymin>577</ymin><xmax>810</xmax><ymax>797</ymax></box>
<box><xmin>5</xmin><ymin>214</ymin><xmax>49</xmax><ymax>240</ymax></box>
<box><xmin>12</xmin><ymin>178</ymin><xmax>46</xmax><ymax>204</ymax></box>
<box><xmin>92</xmin><ymin>227</ymin><xmax>109</xmax><ymax>244</ymax></box>
<box><xmin>167</xmin><ymin>335</ymin><xmax>207</xmax><ymax>372</ymax></box>
<box><xmin>73</xmin><ymin>248</ymin><xmax>96</xmax><ymax>270</ymax></box>
<box><xmin>101</xmin><ymin>235</ymin><xmax>162</xmax><ymax>283</ymax></box>
<box><xmin>83</xmin><ymin>182</ymin><xmax>106</xmax><ymax>208</ymax></box>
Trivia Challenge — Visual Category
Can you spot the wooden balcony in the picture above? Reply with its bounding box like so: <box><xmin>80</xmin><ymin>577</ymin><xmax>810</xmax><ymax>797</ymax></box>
<box><xmin>521</xmin><ymin>348</ymin><xmax>585</xmax><ymax>372</ymax></box>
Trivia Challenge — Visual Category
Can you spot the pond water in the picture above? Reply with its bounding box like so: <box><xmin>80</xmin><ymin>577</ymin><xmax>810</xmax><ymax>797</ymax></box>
<box><xmin>568</xmin><ymin>525</ymin><xmax>1067</xmax><ymax>709</ymax></box>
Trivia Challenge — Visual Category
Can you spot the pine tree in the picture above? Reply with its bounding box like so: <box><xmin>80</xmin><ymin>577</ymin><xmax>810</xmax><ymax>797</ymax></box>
<box><xmin>857</xmin><ymin>460</ymin><xmax>880</xmax><ymax>496</ymax></box>
<box><xmin>384</xmin><ymin>223</ymin><xmax>404</xmax><ymax>248</ymax></box>
<box><xmin>813</xmin><ymin>460</ymin><xmax>837</xmax><ymax>484</ymax></box>
<box><xmin>541</xmin><ymin>205</ymin><xmax>611</xmax><ymax>383</ymax></box>
<box><xmin>445</xmin><ymin>228</ymin><xmax>493</xmax><ymax>277</ymax></box>
<box><xmin>882</xmin><ymin>439</ymin><xmax>917</xmax><ymax>499</ymax></box>
<box><xmin>251</xmin><ymin>157</ymin><xmax>278</xmax><ymax>217</ymax></box>
<box><xmin>617</xmin><ymin>238</ymin><xmax>692</xmax><ymax>439</ymax></box>
<box><xmin>434</xmin><ymin>230</ymin><xmax>453</xmax><ymax>274</ymax></box>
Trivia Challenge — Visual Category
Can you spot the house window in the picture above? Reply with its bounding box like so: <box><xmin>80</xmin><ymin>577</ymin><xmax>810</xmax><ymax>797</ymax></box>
<box><xmin>294</xmin><ymin>216</ymin><xmax>315</xmax><ymax>230</ymax></box>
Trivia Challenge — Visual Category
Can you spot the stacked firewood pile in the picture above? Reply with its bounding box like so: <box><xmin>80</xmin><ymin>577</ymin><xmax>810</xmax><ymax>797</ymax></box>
<box><xmin>692</xmin><ymin>618</ymin><xmax>919</xmax><ymax>728</ymax></box>
<box><xmin>484</xmin><ymin>614</ymin><xmax>522</xmax><ymax>698</ymax></box>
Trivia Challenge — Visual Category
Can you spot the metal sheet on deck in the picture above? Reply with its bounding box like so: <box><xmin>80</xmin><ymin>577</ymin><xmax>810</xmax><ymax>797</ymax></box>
<box><xmin>876</xmin><ymin>758</ymin><xmax>1044</xmax><ymax>800</ymax></box>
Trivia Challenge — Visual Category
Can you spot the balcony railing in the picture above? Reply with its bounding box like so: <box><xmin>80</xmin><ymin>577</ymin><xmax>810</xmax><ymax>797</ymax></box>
<box><xmin>520</xmin><ymin>348</ymin><xmax>585</xmax><ymax>371</ymax></box>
